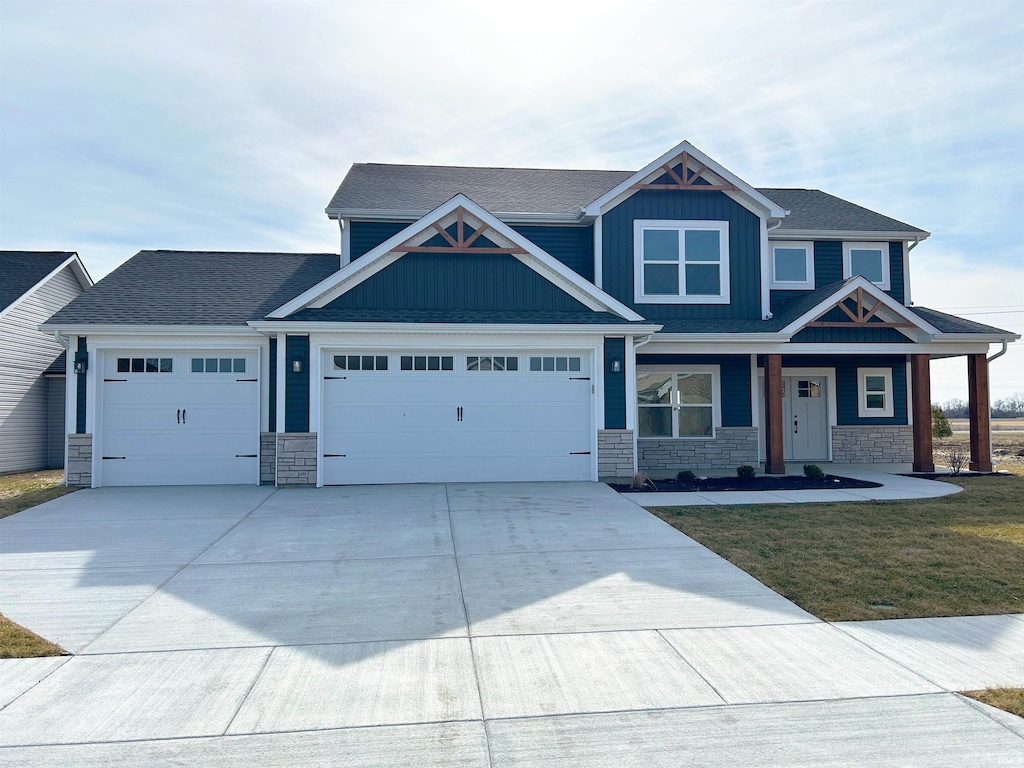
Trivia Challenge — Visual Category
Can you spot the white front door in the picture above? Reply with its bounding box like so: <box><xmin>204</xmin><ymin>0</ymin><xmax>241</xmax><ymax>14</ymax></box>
<box><xmin>99</xmin><ymin>350</ymin><xmax>259</xmax><ymax>486</ymax></box>
<box><xmin>321</xmin><ymin>350</ymin><xmax>594</xmax><ymax>485</ymax></box>
<box><xmin>782</xmin><ymin>376</ymin><xmax>829</xmax><ymax>461</ymax></box>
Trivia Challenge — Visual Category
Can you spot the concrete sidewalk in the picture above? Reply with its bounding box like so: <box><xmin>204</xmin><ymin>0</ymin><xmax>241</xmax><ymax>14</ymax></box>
<box><xmin>626</xmin><ymin>470</ymin><xmax>964</xmax><ymax>507</ymax></box>
<box><xmin>0</xmin><ymin>483</ymin><xmax>1020</xmax><ymax>766</ymax></box>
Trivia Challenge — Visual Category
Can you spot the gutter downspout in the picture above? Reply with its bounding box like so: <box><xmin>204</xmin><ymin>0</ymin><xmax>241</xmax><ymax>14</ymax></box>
<box><xmin>762</xmin><ymin>219</ymin><xmax>784</xmax><ymax>320</ymax></box>
<box><xmin>984</xmin><ymin>340</ymin><xmax>1009</xmax><ymax>471</ymax></box>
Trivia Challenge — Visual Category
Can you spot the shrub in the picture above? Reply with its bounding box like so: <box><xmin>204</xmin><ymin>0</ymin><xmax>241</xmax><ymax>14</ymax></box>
<box><xmin>631</xmin><ymin>471</ymin><xmax>656</xmax><ymax>490</ymax></box>
<box><xmin>803</xmin><ymin>464</ymin><xmax>825</xmax><ymax>479</ymax></box>
<box><xmin>947</xmin><ymin>445</ymin><xmax>968</xmax><ymax>476</ymax></box>
<box><xmin>736</xmin><ymin>464</ymin><xmax>757</xmax><ymax>481</ymax></box>
<box><xmin>932</xmin><ymin>405</ymin><xmax>953</xmax><ymax>439</ymax></box>
<box><xmin>676</xmin><ymin>470</ymin><xmax>697</xmax><ymax>484</ymax></box>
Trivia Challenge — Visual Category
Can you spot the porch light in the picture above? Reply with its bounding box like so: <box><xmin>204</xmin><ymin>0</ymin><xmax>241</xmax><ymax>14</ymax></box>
<box><xmin>292</xmin><ymin>359</ymin><xmax>303</xmax><ymax>373</ymax></box>
<box><xmin>610</xmin><ymin>358</ymin><xmax>622</xmax><ymax>373</ymax></box>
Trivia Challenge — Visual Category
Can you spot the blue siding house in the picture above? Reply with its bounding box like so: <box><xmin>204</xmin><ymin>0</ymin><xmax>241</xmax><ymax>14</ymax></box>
<box><xmin>42</xmin><ymin>141</ymin><xmax>1018</xmax><ymax>487</ymax></box>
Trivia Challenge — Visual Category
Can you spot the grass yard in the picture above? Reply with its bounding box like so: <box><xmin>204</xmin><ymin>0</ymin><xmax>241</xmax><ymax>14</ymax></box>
<box><xmin>652</xmin><ymin>475</ymin><xmax>1024</xmax><ymax>622</ymax></box>
<box><xmin>961</xmin><ymin>688</ymin><xmax>1024</xmax><ymax>719</ymax></box>
<box><xmin>0</xmin><ymin>469</ymin><xmax>74</xmax><ymax>657</ymax></box>
<box><xmin>0</xmin><ymin>469</ymin><xmax>77</xmax><ymax>520</ymax></box>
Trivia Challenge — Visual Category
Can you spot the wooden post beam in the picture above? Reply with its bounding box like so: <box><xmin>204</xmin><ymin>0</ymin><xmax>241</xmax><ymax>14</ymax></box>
<box><xmin>910</xmin><ymin>354</ymin><xmax>934</xmax><ymax>473</ymax></box>
<box><xmin>967</xmin><ymin>353</ymin><xmax>993</xmax><ymax>472</ymax></box>
<box><xmin>764</xmin><ymin>354</ymin><xmax>786</xmax><ymax>475</ymax></box>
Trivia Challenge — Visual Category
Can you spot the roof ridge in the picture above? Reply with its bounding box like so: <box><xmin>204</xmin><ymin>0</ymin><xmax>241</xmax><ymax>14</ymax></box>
<box><xmin>139</xmin><ymin>249</ymin><xmax>338</xmax><ymax>257</ymax></box>
<box><xmin>355</xmin><ymin>162</ymin><xmax>634</xmax><ymax>174</ymax></box>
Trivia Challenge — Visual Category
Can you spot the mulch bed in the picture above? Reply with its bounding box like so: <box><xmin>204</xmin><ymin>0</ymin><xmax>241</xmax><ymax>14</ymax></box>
<box><xmin>611</xmin><ymin>474</ymin><xmax>883</xmax><ymax>493</ymax></box>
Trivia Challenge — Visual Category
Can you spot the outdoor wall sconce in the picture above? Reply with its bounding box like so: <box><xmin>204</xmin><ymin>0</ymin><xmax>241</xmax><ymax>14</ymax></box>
<box><xmin>610</xmin><ymin>358</ymin><xmax>622</xmax><ymax>373</ymax></box>
<box><xmin>73</xmin><ymin>351</ymin><xmax>88</xmax><ymax>374</ymax></box>
<box><xmin>292</xmin><ymin>359</ymin><xmax>303</xmax><ymax>373</ymax></box>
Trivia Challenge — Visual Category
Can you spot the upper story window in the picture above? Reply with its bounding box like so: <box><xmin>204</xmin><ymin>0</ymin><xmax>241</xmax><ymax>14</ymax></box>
<box><xmin>770</xmin><ymin>241</ymin><xmax>814</xmax><ymax>289</ymax></box>
<box><xmin>633</xmin><ymin>220</ymin><xmax>730</xmax><ymax>304</ymax></box>
<box><xmin>843</xmin><ymin>242</ymin><xmax>890</xmax><ymax>290</ymax></box>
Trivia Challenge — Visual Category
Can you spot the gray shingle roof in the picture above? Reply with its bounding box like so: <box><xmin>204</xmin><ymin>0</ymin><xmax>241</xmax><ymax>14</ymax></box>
<box><xmin>758</xmin><ymin>188</ymin><xmax>926</xmax><ymax>234</ymax></box>
<box><xmin>45</xmin><ymin>251</ymin><xmax>339</xmax><ymax>326</ymax></box>
<box><xmin>1</xmin><ymin>251</ymin><xmax>77</xmax><ymax>313</ymax></box>
<box><xmin>327</xmin><ymin>164</ymin><xmax>633</xmax><ymax>217</ymax></box>
<box><xmin>910</xmin><ymin>306</ymin><xmax>1016</xmax><ymax>336</ymax></box>
<box><xmin>326</xmin><ymin>164</ymin><xmax>927</xmax><ymax>234</ymax></box>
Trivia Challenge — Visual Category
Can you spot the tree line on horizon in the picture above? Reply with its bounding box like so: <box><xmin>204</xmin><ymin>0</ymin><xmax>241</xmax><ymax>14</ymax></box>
<box><xmin>932</xmin><ymin>393</ymin><xmax>1024</xmax><ymax>420</ymax></box>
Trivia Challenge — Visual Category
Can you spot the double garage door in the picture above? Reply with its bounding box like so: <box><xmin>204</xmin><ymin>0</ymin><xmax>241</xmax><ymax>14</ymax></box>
<box><xmin>321</xmin><ymin>349</ymin><xmax>594</xmax><ymax>485</ymax></box>
<box><xmin>99</xmin><ymin>350</ymin><xmax>259</xmax><ymax>486</ymax></box>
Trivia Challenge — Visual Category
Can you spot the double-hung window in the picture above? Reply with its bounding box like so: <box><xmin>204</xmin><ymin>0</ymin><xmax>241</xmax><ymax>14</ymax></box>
<box><xmin>843</xmin><ymin>242</ymin><xmax>890</xmax><ymax>290</ymax></box>
<box><xmin>857</xmin><ymin>368</ymin><xmax>894</xmax><ymax>418</ymax></box>
<box><xmin>634</xmin><ymin>220</ymin><xmax>730</xmax><ymax>303</ymax></box>
<box><xmin>636</xmin><ymin>367</ymin><xmax>720</xmax><ymax>438</ymax></box>
<box><xmin>770</xmin><ymin>241</ymin><xmax>814</xmax><ymax>289</ymax></box>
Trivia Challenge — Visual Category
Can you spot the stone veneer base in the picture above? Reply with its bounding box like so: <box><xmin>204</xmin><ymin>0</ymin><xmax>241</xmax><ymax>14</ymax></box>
<box><xmin>66</xmin><ymin>433</ymin><xmax>92</xmax><ymax>488</ymax></box>
<box><xmin>276</xmin><ymin>432</ymin><xmax>317</xmax><ymax>486</ymax></box>
<box><xmin>831</xmin><ymin>425</ymin><xmax>913</xmax><ymax>464</ymax></box>
<box><xmin>598</xmin><ymin>429</ymin><xmax>635</xmax><ymax>483</ymax></box>
<box><xmin>638</xmin><ymin>427</ymin><xmax>759</xmax><ymax>477</ymax></box>
<box><xmin>260</xmin><ymin>432</ymin><xmax>277</xmax><ymax>486</ymax></box>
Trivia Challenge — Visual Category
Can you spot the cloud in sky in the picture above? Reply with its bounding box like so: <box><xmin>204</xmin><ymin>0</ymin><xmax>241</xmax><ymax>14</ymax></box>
<box><xmin>1</xmin><ymin>0</ymin><xmax>1021</xmax><ymax>399</ymax></box>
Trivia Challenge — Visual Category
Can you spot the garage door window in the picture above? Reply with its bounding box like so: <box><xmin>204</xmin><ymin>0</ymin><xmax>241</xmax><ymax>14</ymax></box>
<box><xmin>334</xmin><ymin>355</ymin><xmax>388</xmax><ymax>371</ymax></box>
<box><xmin>118</xmin><ymin>357</ymin><xmax>173</xmax><ymax>374</ymax></box>
<box><xmin>467</xmin><ymin>355</ymin><xmax>519</xmax><ymax>372</ymax></box>
<box><xmin>400</xmin><ymin>355</ymin><xmax>454</xmax><ymax>371</ymax></box>
<box><xmin>191</xmin><ymin>358</ymin><xmax>245</xmax><ymax>373</ymax></box>
<box><xmin>529</xmin><ymin>356</ymin><xmax>581</xmax><ymax>372</ymax></box>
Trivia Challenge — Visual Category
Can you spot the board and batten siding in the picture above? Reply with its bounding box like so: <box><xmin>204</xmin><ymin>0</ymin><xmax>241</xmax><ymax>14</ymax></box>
<box><xmin>601</xmin><ymin>189</ymin><xmax>762</xmax><ymax>320</ymax></box>
<box><xmin>0</xmin><ymin>266</ymin><xmax>84</xmax><ymax>473</ymax></box>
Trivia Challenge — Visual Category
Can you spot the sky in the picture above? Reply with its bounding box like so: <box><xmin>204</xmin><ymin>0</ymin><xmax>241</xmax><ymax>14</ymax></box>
<box><xmin>1</xmin><ymin>0</ymin><xmax>1022</xmax><ymax>402</ymax></box>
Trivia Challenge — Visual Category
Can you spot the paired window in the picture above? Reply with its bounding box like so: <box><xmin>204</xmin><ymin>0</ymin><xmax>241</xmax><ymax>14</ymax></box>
<box><xmin>637</xmin><ymin>368</ymin><xmax>719</xmax><ymax>438</ymax></box>
<box><xmin>467</xmin><ymin>355</ymin><xmax>518</xmax><ymax>372</ymax></box>
<box><xmin>400</xmin><ymin>355</ymin><xmax>454</xmax><ymax>371</ymax></box>
<box><xmin>770</xmin><ymin>241</ymin><xmax>814</xmax><ymax>289</ymax></box>
<box><xmin>334</xmin><ymin>354</ymin><xmax>388</xmax><ymax>371</ymax></box>
<box><xmin>843</xmin><ymin>242</ymin><xmax>890</xmax><ymax>289</ymax></box>
<box><xmin>634</xmin><ymin>220</ymin><xmax>730</xmax><ymax>304</ymax></box>
<box><xmin>529</xmin><ymin>355</ymin><xmax>582</xmax><ymax>373</ymax></box>
<box><xmin>191</xmin><ymin>357</ymin><xmax>245</xmax><ymax>373</ymax></box>
<box><xmin>117</xmin><ymin>357</ymin><xmax>172</xmax><ymax>374</ymax></box>
<box><xmin>857</xmin><ymin>368</ymin><xmax>894</xmax><ymax>418</ymax></box>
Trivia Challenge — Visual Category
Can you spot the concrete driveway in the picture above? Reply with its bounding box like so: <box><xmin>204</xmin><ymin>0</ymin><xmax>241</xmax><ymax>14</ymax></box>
<box><xmin>0</xmin><ymin>483</ymin><xmax>1021</xmax><ymax>766</ymax></box>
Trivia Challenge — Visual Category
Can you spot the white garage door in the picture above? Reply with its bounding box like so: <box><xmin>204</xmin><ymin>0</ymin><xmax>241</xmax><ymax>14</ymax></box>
<box><xmin>99</xmin><ymin>350</ymin><xmax>259</xmax><ymax>486</ymax></box>
<box><xmin>322</xmin><ymin>350</ymin><xmax>593</xmax><ymax>485</ymax></box>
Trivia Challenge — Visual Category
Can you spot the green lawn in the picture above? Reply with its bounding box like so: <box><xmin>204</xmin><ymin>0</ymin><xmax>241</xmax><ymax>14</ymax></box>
<box><xmin>651</xmin><ymin>475</ymin><xmax>1024</xmax><ymax>622</ymax></box>
<box><xmin>0</xmin><ymin>469</ymin><xmax>73</xmax><ymax>657</ymax></box>
<box><xmin>0</xmin><ymin>469</ymin><xmax>77</xmax><ymax>520</ymax></box>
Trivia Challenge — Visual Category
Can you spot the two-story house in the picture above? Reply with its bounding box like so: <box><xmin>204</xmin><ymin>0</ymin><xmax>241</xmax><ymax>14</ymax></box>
<box><xmin>42</xmin><ymin>141</ymin><xmax>1017</xmax><ymax>488</ymax></box>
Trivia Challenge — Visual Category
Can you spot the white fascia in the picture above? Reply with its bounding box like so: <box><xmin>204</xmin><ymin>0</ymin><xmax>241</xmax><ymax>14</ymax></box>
<box><xmin>37</xmin><ymin>324</ymin><xmax>260</xmax><ymax>337</ymax></box>
<box><xmin>250</xmin><ymin>321</ymin><xmax>663</xmax><ymax>336</ymax></box>
<box><xmin>274</xmin><ymin>193</ymin><xmax>645</xmax><ymax>322</ymax></box>
<box><xmin>769</xmin><ymin>229</ymin><xmax>931</xmax><ymax>241</ymax></box>
<box><xmin>580</xmin><ymin>140</ymin><xmax>788</xmax><ymax>220</ymax></box>
<box><xmin>652</xmin><ymin>340</ymin><xmax>998</xmax><ymax>356</ymax></box>
<box><xmin>327</xmin><ymin>208</ymin><xmax>580</xmax><ymax>225</ymax></box>
<box><xmin>777</xmin><ymin>276</ymin><xmax>941</xmax><ymax>338</ymax></box>
<box><xmin>1</xmin><ymin>254</ymin><xmax>93</xmax><ymax>323</ymax></box>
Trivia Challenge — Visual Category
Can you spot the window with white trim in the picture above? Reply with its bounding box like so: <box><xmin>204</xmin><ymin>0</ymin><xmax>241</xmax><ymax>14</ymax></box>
<box><xmin>467</xmin><ymin>355</ymin><xmax>519</xmax><ymax>372</ymax></box>
<box><xmin>528</xmin><ymin>356</ymin><xmax>581</xmax><ymax>373</ymax></box>
<box><xmin>857</xmin><ymin>368</ymin><xmax>894</xmax><ymax>418</ymax></box>
<box><xmin>333</xmin><ymin>354</ymin><xmax>388</xmax><ymax>371</ymax></box>
<box><xmin>770</xmin><ymin>241</ymin><xmax>814</xmax><ymax>289</ymax></box>
<box><xmin>634</xmin><ymin>220</ymin><xmax>730</xmax><ymax>304</ymax></box>
<box><xmin>118</xmin><ymin>357</ymin><xmax>172</xmax><ymax>373</ymax></box>
<box><xmin>191</xmin><ymin>357</ymin><xmax>244</xmax><ymax>373</ymax></box>
<box><xmin>843</xmin><ymin>242</ymin><xmax>890</xmax><ymax>289</ymax></box>
<box><xmin>637</xmin><ymin>367</ymin><xmax>720</xmax><ymax>438</ymax></box>
<box><xmin>400</xmin><ymin>355</ymin><xmax>454</xmax><ymax>371</ymax></box>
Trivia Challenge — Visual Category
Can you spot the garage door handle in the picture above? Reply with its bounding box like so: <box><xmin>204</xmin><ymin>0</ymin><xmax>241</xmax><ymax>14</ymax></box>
<box><xmin>457</xmin><ymin>406</ymin><xmax>463</xmax><ymax>422</ymax></box>
<box><xmin>177</xmin><ymin>409</ymin><xmax>181</xmax><ymax>424</ymax></box>
<box><xmin>182</xmin><ymin>409</ymin><xmax>186</xmax><ymax>424</ymax></box>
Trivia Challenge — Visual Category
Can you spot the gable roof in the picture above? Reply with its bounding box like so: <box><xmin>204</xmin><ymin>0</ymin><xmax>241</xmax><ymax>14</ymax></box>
<box><xmin>760</xmin><ymin>188</ymin><xmax>927</xmax><ymax>236</ymax></box>
<box><xmin>276</xmin><ymin>194</ymin><xmax>646</xmax><ymax>323</ymax></box>
<box><xmin>327</xmin><ymin>164</ymin><xmax>632</xmax><ymax>220</ymax></box>
<box><xmin>909</xmin><ymin>306</ymin><xmax>1019</xmax><ymax>337</ymax></box>
<box><xmin>326</xmin><ymin>152</ymin><xmax>925</xmax><ymax>236</ymax></box>
<box><xmin>0</xmin><ymin>251</ymin><xmax>87</xmax><ymax>314</ymax></box>
<box><xmin>43</xmin><ymin>251</ymin><xmax>339</xmax><ymax>327</ymax></box>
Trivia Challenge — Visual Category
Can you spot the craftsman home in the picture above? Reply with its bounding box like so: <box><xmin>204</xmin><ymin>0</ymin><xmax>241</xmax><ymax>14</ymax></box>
<box><xmin>1</xmin><ymin>251</ymin><xmax>92</xmax><ymax>474</ymax></box>
<box><xmin>41</xmin><ymin>141</ymin><xmax>1017</xmax><ymax>487</ymax></box>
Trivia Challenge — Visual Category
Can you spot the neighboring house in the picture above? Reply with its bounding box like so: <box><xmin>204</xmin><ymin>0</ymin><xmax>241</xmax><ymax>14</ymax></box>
<box><xmin>41</xmin><ymin>141</ymin><xmax>1018</xmax><ymax>488</ymax></box>
<box><xmin>1</xmin><ymin>251</ymin><xmax>92</xmax><ymax>474</ymax></box>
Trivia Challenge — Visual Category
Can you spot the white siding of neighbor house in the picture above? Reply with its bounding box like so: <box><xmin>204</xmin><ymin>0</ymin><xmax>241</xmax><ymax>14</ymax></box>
<box><xmin>0</xmin><ymin>266</ymin><xmax>84</xmax><ymax>473</ymax></box>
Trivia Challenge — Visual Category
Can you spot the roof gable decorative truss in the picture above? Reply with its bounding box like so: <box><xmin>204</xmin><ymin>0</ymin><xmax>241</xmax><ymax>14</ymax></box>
<box><xmin>582</xmin><ymin>140</ymin><xmax>788</xmax><ymax>219</ymax></box>
<box><xmin>779</xmin><ymin>276</ymin><xmax>940</xmax><ymax>342</ymax></box>
<box><xmin>268</xmin><ymin>194</ymin><xmax>645</xmax><ymax>321</ymax></box>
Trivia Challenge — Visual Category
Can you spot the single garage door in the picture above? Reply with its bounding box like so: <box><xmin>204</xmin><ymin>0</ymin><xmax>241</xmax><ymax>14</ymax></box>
<box><xmin>99</xmin><ymin>350</ymin><xmax>259</xmax><ymax>486</ymax></box>
<box><xmin>322</xmin><ymin>350</ymin><xmax>593</xmax><ymax>485</ymax></box>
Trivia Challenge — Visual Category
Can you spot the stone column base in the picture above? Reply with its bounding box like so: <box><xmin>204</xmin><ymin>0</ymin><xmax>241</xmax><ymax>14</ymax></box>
<box><xmin>260</xmin><ymin>432</ymin><xmax>277</xmax><ymax>486</ymax></box>
<box><xmin>831</xmin><ymin>425</ymin><xmax>913</xmax><ymax>463</ymax></box>
<box><xmin>276</xmin><ymin>433</ymin><xmax>317</xmax><ymax>486</ymax></box>
<box><xmin>598</xmin><ymin>430</ymin><xmax>635</xmax><ymax>483</ymax></box>
<box><xmin>66</xmin><ymin>434</ymin><xmax>92</xmax><ymax>487</ymax></box>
